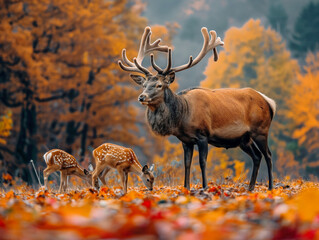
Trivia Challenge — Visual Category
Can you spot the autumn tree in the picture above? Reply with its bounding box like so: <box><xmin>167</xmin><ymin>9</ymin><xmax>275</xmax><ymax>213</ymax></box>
<box><xmin>267</xmin><ymin>3</ymin><xmax>288</xmax><ymax>37</ymax></box>
<box><xmin>0</xmin><ymin>110</ymin><xmax>12</xmax><ymax>146</ymax></box>
<box><xmin>201</xmin><ymin>19</ymin><xmax>299</xmax><ymax>174</ymax></box>
<box><xmin>289</xmin><ymin>52</ymin><xmax>319</xmax><ymax>175</ymax></box>
<box><xmin>0</xmin><ymin>0</ymin><xmax>154</xmax><ymax>182</ymax></box>
<box><xmin>289</xmin><ymin>2</ymin><xmax>319</xmax><ymax>59</ymax></box>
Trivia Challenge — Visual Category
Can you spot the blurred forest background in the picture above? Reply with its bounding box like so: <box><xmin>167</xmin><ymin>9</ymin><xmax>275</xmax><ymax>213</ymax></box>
<box><xmin>0</xmin><ymin>0</ymin><xmax>319</xmax><ymax>186</ymax></box>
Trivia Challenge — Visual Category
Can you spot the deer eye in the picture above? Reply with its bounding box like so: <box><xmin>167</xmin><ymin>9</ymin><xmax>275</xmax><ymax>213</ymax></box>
<box><xmin>157</xmin><ymin>84</ymin><xmax>162</xmax><ymax>88</ymax></box>
<box><xmin>147</xmin><ymin>179</ymin><xmax>150</xmax><ymax>182</ymax></box>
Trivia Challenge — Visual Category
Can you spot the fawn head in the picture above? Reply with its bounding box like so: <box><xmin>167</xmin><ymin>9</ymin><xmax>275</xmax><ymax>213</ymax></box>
<box><xmin>141</xmin><ymin>164</ymin><xmax>154</xmax><ymax>191</ymax></box>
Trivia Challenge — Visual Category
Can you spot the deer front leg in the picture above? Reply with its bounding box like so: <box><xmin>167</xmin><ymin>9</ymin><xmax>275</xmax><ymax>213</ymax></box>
<box><xmin>182</xmin><ymin>142</ymin><xmax>194</xmax><ymax>190</ymax></box>
<box><xmin>197</xmin><ymin>137</ymin><xmax>208</xmax><ymax>189</ymax></box>
<box><xmin>43</xmin><ymin>166</ymin><xmax>58</xmax><ymax>191</ymax></box>
<box><xmin>92</xmin><ymin>164</ymin><xmax>104</xmax><ymax>190</ymax></box>
<box><xmin>118</xmin><ymin>169</ymin><xmax>128</xmax><ymax>194</ymax></box>
<box><xmin>59</xmin><ymin>170</ymin><xmax>67</xmax><ymax>193</ymax></box>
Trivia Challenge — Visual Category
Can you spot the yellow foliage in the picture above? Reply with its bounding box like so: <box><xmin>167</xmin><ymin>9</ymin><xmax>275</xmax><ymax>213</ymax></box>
<box><xmin>289</xmin><ymin>52</ymin><xmax>319</xmax><ymax>162</ymax></box>
<box><xmin>233</xmin><ymin>160</ymin><xmax>249</xmax><ymax>182</ymax></box>
<box><xmin>293</xmin><ymin>187</ymin><xmax>319</xmax><ymax>222</ymax></box>
<box><xmin>153</xmin><ymin>140</ymin><xmax>248</xmax><ymax>185</ymax></box>
<box><xmin>276</xmin><ymin>143</ymin><xmax>300</xmax><ymax>178</ymax></box>
<box><xmin>0</xmin><ymin>110</ymin><xmax>13</xmax><ymax>145</ymax></box>
<box><xmin>0</xmin><ymin>0</ymin><xmax>175</xmax><ymax>163</ymax></box>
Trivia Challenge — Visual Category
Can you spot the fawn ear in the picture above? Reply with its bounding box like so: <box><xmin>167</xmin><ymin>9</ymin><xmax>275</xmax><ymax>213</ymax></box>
<box><xmin>149</xmin><ymin>164</ymin><xmax>154</xmax><ymax>172</ymax></box>
<box><xmin>142</xmin><ymin>165</ymin><xmax>149</xmax><ymax>173</ymax></box>
<box><xmin>88</xmin><ymin>164</ymin><xmax>94</xmax><ymax>172</ymax></box>
<box><xmin>84</xmin><ymin>169</ymin><xmax>90</xmax><ymax>175</ymax></box>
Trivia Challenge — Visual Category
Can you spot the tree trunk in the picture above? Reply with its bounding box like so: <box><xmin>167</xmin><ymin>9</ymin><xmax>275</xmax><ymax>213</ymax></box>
<box><xmin>15</xmin><ymin>99</ymin><xmax>38</xmax><ymax>184</ymax></box>
<box><xmin>80</xmin><ymin>123</ymin><xmax>88</xmax><ymax>162</ymax></box>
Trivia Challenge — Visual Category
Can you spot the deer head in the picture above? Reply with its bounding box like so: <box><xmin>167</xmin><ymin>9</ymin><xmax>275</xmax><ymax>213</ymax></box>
<box><xmin>140</xmin><ymin>164</ymin><xmax>155</xmax><ymax>191</ymax></box>
<box><xmin>118</xmin><ymin>26</ymin><xmax>224</xmax><ymax>107</ymax></box>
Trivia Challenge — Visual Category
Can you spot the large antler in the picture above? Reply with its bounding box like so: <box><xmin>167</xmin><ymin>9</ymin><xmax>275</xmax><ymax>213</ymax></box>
<box><xmin>118</xmin><ymin>26</ymin><xmax>169</xmax><ymax>75</ymax></box>
<box><xmin>151</xmin><ymin>27</ymin><xmax>224</xmax><ymax>75</ymax></box>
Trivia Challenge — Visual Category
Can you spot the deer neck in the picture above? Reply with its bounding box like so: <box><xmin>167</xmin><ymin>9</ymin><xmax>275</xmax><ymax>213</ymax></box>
<box><xmin>71</xmin><ymin>165</ymin><xmax>89</xmax><ymax>180</ymax></box>
<box><xmin>129</xmin><ymin>161</ymin><xmax>143</xmax><ymax>176</ymax></box>
<box><xmin>146</xmin><ymin>88</ymin><xmax>188</xmax><ymax>136</ymax></box>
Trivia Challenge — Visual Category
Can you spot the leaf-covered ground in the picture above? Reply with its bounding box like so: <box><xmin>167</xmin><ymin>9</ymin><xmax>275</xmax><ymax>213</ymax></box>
<box><xmin>1</xmin><ymin>180</ymin><xmax>319</xmax><ymax>240</ymax></box>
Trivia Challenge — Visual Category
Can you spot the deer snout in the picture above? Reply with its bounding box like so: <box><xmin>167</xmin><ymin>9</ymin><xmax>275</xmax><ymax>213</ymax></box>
<box><xmin>138</xmin><ymin>94</ymin><xmax>147</xmax><ymax>102</ymax></box>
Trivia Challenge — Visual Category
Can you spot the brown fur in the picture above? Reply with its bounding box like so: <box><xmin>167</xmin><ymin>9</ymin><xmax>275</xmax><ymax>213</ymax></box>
<box><xmin>120</xmin><ymin>26</ymin><xmax>274</xmax><ymax>191</ymax></box>
<box><xmin>130</xmin><ymin>73</ymin><xmax>275</xmax><ymax>191</ymax></box>
<box><xmin>43</xmin><ymin>149</ymin><xmax>91</xmax><ymax>192</ymax></box>
<box><xmin>182</xmin><ymin>88</ymin><xmax>272</xmax><ymax>139</ymax></box>
<box><xmin>91</xmin><ymin>143</ymin><xmax>154</xmax><ymax>194</ymax></box>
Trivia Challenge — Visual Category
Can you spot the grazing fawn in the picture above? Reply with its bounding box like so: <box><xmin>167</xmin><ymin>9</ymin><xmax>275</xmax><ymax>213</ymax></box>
<box><xmin>43</xmin><ymin>149</ymin><xmax>91</xmax><ymax>192</ymax></box>
<box><xmin>91</xmin><ymin>143</ymin><xmax>154</xmax><ymax>194</ymax></box>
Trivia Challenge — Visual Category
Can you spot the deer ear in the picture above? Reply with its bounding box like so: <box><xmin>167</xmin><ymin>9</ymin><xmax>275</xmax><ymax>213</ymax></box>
<box><xmin>149</xmin><ymin>164</ymin><xmax>154</xmax><ymax>172</ymax></box>
<box><xmin>142</xmin><ymin>165</ymin><xmax>149</xmax><ymax>173</ymax></box>
<box><xmin>84</xmin><ymin>169</ymin><xmax>89</xmax><ymax>175</ymax></box>
<box><xmin>130</xmin><ymin>74</ymin><xmax>146</xmax><ymax>85</ymax></box>
<box><xmin>88</xmin><ymin>164</ymin><xmax>94</xmax><ymax>172</ymax></box>
<box><xmin>164</xmin><ymin>72</ymin><xmax>175</xmax><ymax>85</ymax></box>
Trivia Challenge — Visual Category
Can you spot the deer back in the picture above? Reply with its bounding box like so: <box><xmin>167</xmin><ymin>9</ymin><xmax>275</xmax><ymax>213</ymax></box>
<box><xmin>180</xmin><ymin>88</ymin><xmax>274</xmax><ymax>139</ymax></box>
<box><xmin>43</xmin><ymin>149</ymin><xmax>78</xmax><ymax>169</ymax></box>
<box><xmin>93</xmin><ymin>143</ymin><xmax>134</xmax><ymax>168</ymax></box>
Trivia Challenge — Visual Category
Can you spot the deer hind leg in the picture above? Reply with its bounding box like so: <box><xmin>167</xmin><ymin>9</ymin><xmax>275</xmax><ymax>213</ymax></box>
<box><xmin>197</xmin><ymin>138</ymin><xmax>209</xmax><ymax>189</ymax></box>
<box><xmin>99</xmin><ymin>167</ymin><xmax>111</xmax><ymax>186</ymax></box>
<box><xmin>182</xmin><ymin>142</ymin><xmax>194</xmax><ymax>190</ymax></box>
<box><xmin>240</xmin><ymin>141</ymin><xmax>262</xmax><ymax>191</ymax></box>
<box><xmin>253</xmin><ymin>135</ymin><xmax>273</xmax><ymax>190</ymax></box>
<box><xmin>43</xmin><ymin>166</ymin><xmax>59</xmax><ymax>191</ymax></box>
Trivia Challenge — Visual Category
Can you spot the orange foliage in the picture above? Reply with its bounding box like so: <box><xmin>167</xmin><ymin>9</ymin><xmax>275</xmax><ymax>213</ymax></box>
<box><xmin>276</xmin><ymin>143</ymin><xmax>300</xmax><ymax>178</ymax></box>
<box><xmin>289</xmin><ymin>52</ymin><xmax>319</xmax><ymax>165</ymax></box>
<box><xmin>0</xmin><ymin>180</ymin><xmax>319</xmax><ymax>239</ymax></box>
<box><xmin>0</xmin><ymin>110</ymin><xmax>12</xmax><ymax>145</ymax></box>
<box><xmin>0</xmin><ymin>0</ymin><xmax>174</xmax><ymax>171</ymax></box>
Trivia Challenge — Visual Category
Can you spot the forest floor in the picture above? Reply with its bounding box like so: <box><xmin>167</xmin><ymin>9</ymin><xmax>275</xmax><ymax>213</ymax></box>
<box><xmin>0</xmin><ymin>179</ymin><xmax>319</xmax><ymax>240</ymax></box>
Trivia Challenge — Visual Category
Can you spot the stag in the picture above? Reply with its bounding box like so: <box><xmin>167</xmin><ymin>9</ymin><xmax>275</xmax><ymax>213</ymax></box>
<box><xmin>118</xmin><ymin>27</ymin><xmax>276</xmax><ymax>191</ymax></box>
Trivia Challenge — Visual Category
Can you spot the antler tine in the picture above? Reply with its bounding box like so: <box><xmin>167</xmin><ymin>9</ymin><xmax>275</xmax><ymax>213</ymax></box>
<box><xmin>213</xmin><ymin>48</ymin><xmax>219</xmax><ymax>61</ymax></box>
<box><xmin>136</xmin><ymin>27</ymin><xmax>152</xmax><ymax>64</ymax></box>
<box><xmin>189</xmin><ymin>27</ymin><xmax>211</xmax><ymax>67</ymax></box>
<box><xmin>171</xmin><ymin>56</ymin><xmax>193</xmax><ymax>73</ymax></box>
<box><xmin>148</xmin><ymin>38</ymin><xmax>169</xmax><ymax>53</ymax></box>
<box><xmin>162</xmin><ymin>48</ymin><xmax>172</xmax><ymax>74</ymax></box>
<box><xmin>150</xmin><ymin>39</ymin><xmax>161</xmax><ymax>48</ymax></box>
<box><xmin>121</xmin><ymin>49</ymin><xmax>135</xmax><ymax>67</ymax></box>
<box><xmin>208</xmin><ymin>30</ymin><xmax>224</xmax><ymax>62</ymax></box>
<box><xmin>133</xmin><ymin>57</ymin><xmax>151</xmax><ymax>75</ymax></box>
<box><xmin>118</xmin><ymin>60</ymin><xmax>145</xmax><ymax>74</ymax></box>
<box><xmin>150</xmin><ymin>54</ymin><xmax>164</xmax><ymax>74</ymax></box>
<box><xmin>161</xmin><ymin>27</ymin><xmax>223</xmax><ymax>74</ymax></box>
<box><xmin>118</xmin><ymin>26</ymin><xmax>153</xmax><ymax>75</ymax></box>
<box><xmin>118</xmin><ymin>26</ymin><xmax>170</xmax><ymax>75</ymax></box>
